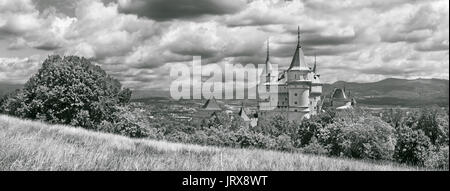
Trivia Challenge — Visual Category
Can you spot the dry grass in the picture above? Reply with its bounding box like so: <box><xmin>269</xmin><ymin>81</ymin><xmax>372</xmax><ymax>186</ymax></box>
<box><xmin>0</xmin><ymin>115</ymin><xmax>423</xmax><ymax>171</ymax></box>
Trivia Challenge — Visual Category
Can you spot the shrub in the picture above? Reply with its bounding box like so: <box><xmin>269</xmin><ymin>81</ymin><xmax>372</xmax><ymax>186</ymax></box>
<box><xmin>415</xmin><ymin>107</ymin><xmax>447</xmax><ymax>145</ymax></box>
<box><xmin>301</xmin><ymin>136</ymin><xmax>327</xmax><ymax>155</ymax></box>
<box><xmin>317</xmin><ymin>115</ymin><xmax>396</xmax><ymax>160</ymax></box>
<box><xmin>274</xmin><ymin>134</ymin><xmax>294</xmax><ymax>151</ymax></box>
<box><xmin>294</xmin><ymin>119</ymin><xmax>323</xmax><ymax>147</ymax></box>
<box><xmin>425</xmin><ymin>146</ymin><xmax>449</xmax><ymax>170</ymax></box>
<box><xmin>394</xmin><ymin>126</ymin><xmax>432</xmax><ymax>165</ymax></box>
<box><xmin>109</xmin><ymin>106</ymin><xmax>149</xmax><ymax>138</ymax></box>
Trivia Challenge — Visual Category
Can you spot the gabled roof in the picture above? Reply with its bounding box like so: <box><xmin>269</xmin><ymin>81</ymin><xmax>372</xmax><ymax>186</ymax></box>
<box><xmin>288</xmin><ymin>27</ymin><xmax>310</xmax><ymax>71</ymax></box>
<box><xmin>332</xmin><ymin>88</ymin><xmax>348</xmax><ymax>100</ymax></box>
<box><xmin>201</xmin><ymin>97</ymin><xmax>222</xmax><ymax>110</ymax></box>
<box><xmin>238</xmin><ymin>104</ymin><xmax>251</xmax><ymax>122</ymax></box>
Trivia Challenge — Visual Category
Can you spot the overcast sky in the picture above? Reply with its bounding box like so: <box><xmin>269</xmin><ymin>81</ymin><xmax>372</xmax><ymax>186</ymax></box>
<box><xmin>0</xmin><ymin>0</ymin><xmax>448</xmax><ymax>90</ymax></box>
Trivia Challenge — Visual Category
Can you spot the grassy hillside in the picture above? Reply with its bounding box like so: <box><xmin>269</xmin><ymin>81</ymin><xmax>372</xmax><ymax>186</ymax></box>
<box><xmin>0</xmin><ymin>115</ymin><xmax>423</xmax><ymax>171</ymax></box>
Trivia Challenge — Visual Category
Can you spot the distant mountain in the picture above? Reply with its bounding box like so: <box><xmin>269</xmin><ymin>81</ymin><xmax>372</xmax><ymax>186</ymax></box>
<box><xmin>0</xmin><ymin>82</ymin><xmax>22</xmax><ymax>97</ymax></box>
<box><xmin>3</xmin><ymin>78</ymin><xmax>448</xmax><ymax>107</ymax></box>
<box><xmin>323</xmin><ymin>78</ymin><xmax>449</xmax><ymax>107</ymax></box>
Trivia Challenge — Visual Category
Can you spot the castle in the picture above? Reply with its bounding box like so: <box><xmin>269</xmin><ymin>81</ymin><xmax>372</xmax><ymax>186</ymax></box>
<box><xmin>196</xmin><ymin>27</ymin><xmax>358</xmax><ymax>124</ymax></box>
<box><xmin>257</xmin><ymin>27</ymin><xmax>323</xmax><ymax>122</ymax></box>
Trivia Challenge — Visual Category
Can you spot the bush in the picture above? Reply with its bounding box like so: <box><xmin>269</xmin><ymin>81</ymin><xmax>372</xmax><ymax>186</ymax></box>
<box><xmin>301</xmin><ymin>136</ymin><xmax>327</xmax><ymax>155</ymax></box>
<box><xmin>236</xmin><ymin>127</ymin><xmax>276</xmax><ymax>149</ymax></box>
<box><xmin>425</xmin><ymin>146</ymin><xmax>449</xmax><ymax>170</ymax></box>
<box><xmin>317</xmin><ymin>115</ymin><xmax>396</xmax><ymax>160</ymax></box>
<box><xmin>108</xmin><ymin>106</ymin><xmax>149</xmax><ymax>138</ymax></box>
<box><xmin>0</xmin><ymin>55</ymin><xmax>131</xmax><ymax>131</ymax></box>
<box><xmin>274</xmin><ymin>134</ymin><xmax>294</xmax><ymax>151</ymax></box>
<box><xmin>415</xmin><ymin>107</ymin><xmax>447</xmax><ymax>145</ymax></box>
<box><xmin>294</xmin><ymin>119</ymin><xmax>323</xmax><ymax>147</ymax></box>
<box><xmin>394</xmin><ymin>126</ymin><xmax>432</xmax><ymax>165</ymax></box>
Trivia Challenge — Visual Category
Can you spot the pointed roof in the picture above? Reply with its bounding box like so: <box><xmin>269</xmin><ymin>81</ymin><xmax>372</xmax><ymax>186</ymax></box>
<box><xmin>201</xmin><ymin>97</ymin><xmax>222</xmax><ymax>110</ymax></box>
<box><xmin>288</xmin><ymin>26</ymin><xmax>310</xmax><ymax>71</ymax></box>
<box><xmin>313</xmin><ymin>53</ymin><xmax>317</xmax><ymax>73</ymax></box>
<box><xmin>238</xmin><ymin>102</ymin><xmax>251</xmax><ymax>122</ymax></box>
<box><xmin>260</xmin><ymin>39</ymin><xmax>276</xmax><ymax>84</ymax></box>
<box><xmin>332</xmin><ymin>88</ymin><xmax>348</xmax><ymax>100</ymax></box>
<box><xmin>264</xmin><ymin>39</ymin><xmax>273</xmax><ymax>74</ymax></box>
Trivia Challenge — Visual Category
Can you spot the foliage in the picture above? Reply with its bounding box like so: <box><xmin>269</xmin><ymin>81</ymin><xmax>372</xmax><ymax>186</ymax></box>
<box><xmin>415</xmin><ymin>107</ymin><xmax>448</xmax><ymax>146</ymax></box>
<box><xmin>0</xmin><ymin>55</ymin><xmax>131</xmax><ymax>131</ymax></box>
<box><xmin>294</xmin><ymin>119</ymin><xmax>323</xmax><ymax>147</ymax></box>
<box><xmin>424</xmin><ymin>146</ymin><xmax>449</xmax><ymax>170</ymax></box>
<box><xmin>301</xmin><ymin>136</ymin><xmax>328</xmax><ymax>155</ymax></box>
<box><xmin>393</xmin><ymin>126</ymin><xmax>432</xmax><ymax>165</ymax></box>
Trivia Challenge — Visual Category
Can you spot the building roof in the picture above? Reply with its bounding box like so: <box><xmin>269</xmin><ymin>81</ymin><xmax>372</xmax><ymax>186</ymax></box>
<box><xmin>332</xmin><ymin>88</ymin><xmax>348</xmax><ymax>100</ymax></box>
<box><xmin>201</xmin><ymin>97</ymin><xmax>222</xmax><ymax>110</ymax></box>
<box><xmin>336</xmin><ymin>102</ymin><xmax>353</xmax><ymax>110</ymax></box>
<box><xmin>238</xmin><ymin>103</ymin><xmax>251</xmax><ymax>122</ymax></box>
<box><xmin>288</xmin><ymin>27</ymin><xmax>310</xmax><ymax>71</ymax></box>
<box><xmin>260</xmin><ymin>39</ymin><xmax>277</xmax><ymax>84</ymax></box>
<box><xmin>313</xmin><ymin>54</ymin><xmax>317</xmax><ymax>73</ymax></box>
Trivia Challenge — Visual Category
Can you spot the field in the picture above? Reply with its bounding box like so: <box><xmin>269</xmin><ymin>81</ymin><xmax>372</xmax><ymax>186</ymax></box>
<box><xmin>0</xmin><ymin>115</ymin><xmax>423</xmax><ymax>171</ymax></box>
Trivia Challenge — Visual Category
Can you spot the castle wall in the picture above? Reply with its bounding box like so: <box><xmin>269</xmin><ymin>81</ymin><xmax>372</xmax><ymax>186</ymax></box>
<box><xmin>287</xmin><ymin>111</ymin><xmax>309</xmax><ymax>122</ymax></box>
<box><xmin>311</xmin><ymin>85</ymin><xmax>322</xmax><ymax>94</ymax></box>
<box><xmin>288</xmin><ymin>84</ymin><xmax>310</xmax><ymax>108</ymax></box>
<box><xmin>309</xmin><ymin>95</ymin><xmax>321</xmax><ymax>115</ymax></box>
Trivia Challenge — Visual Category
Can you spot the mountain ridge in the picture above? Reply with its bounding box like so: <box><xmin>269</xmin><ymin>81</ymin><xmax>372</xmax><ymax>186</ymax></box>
<box><xmin>1</xmin><ymin>78</ymin><xmax>448</xmax><ymax>107</ymax></box>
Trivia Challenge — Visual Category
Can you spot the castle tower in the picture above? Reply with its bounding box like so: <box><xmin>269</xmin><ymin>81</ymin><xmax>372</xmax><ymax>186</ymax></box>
<box><xmin>286</xmin><ymin>27</ymin><xmax>311</xmax><ymax>121</ymax></box>
<box><xmin>310</xmin><ymin>53</ymin><xmax>323</xmax><ymax>114</ymax></box>
<box><xmin>257</xmin><ymin>39</ymin><xmax>278</xmax><ymax>112</ymax></box>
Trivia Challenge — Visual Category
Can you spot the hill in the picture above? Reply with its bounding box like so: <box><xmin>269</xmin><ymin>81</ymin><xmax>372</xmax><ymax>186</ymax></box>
<box><xmin>0</xmin><ymin>115</ymin><xmax>421</xmax><ymax>171</ymax></box>
<box><xmin>323</xmin><ymin>78</ymin><xmax>449</xmax><ymax>107</ymax></box>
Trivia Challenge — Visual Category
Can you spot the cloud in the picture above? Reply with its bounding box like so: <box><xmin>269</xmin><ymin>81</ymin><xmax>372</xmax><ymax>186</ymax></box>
<box><xmin>0</xmin><ymin>56</ymin><xmax>42</xmax><ymax>84</ymax></box>
<box><xmin>117</xmin><ymin>0</ymin><xmax>246</xmax><ymax>21</ymax></box>
<box><xmin>0</xmin><ymin>0</ymin><xmax>448</xmax><ymax>91</ymax></box>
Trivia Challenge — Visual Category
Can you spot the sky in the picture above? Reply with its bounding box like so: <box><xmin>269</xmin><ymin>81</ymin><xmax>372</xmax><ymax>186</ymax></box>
<box><xmin>0</xmin><ymin>0</ymin><xmax>448</xmax><ymax>91</ymax></box>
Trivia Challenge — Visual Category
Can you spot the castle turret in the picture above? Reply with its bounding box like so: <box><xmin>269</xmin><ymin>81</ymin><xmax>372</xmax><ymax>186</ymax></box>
<box><xmin>257</xmin><ymin>39</ymin><xmax>278</xmax><ymax>112</ymax></box>
<box><xmin>311</xmin><ymin>54</ymin><xmax>322</xmax><ymax>95</ymax></box>
<box><xmin>287</xmin><ymin>27</ymin><xmax>311</xmax><ymax>121</ymax></box>
<box><xmin>310</xmin><ymin>54</ymin><xmax>322</xmax><ymax>114</ymax></box>
<box><xmin>259</xmin><ymin>39</ymin><xmax>277</xmax><ymax>84</ymax></box>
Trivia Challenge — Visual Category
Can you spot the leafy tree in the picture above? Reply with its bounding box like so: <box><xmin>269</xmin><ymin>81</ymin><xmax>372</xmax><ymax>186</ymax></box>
<box><xmin>394</xmin><ymin>126</ymin><xmax>432</xmax><ymax>165</ymax></box>
<box><xmin>415</xmin><ymin>107</ymin><xmax>447</xmax><ymax>146</ymax></box>
<box><xmin>1</xmin><ymin>55</ymin><xmax>131</xmax><ymax>130</ymax></box>
<box><xmin>294</xmin><ymin>119</ymin><xmax>323</xmax><ymax>147</ymax></box>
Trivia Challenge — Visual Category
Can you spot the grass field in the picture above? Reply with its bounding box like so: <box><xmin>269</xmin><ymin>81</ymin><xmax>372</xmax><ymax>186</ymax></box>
<box><xmin>0</xmin><ymin>115</ymin><xmax>424</xmax><ymax>171</ymax></box>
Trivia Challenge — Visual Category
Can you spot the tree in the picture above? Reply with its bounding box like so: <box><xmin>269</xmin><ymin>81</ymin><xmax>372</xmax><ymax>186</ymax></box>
<box><xmin>415</xmin><ymin>107</ymin><xmax>447</xmax><ymax>146</ymax></box>
<box><xmin>1</xmin><ymin>55</ymin><xmax>131</xmax><ymax>130</ymax></box>
<box><xmin>394</xmin><ymin>126</ymin><xmax>432</xmax><ymax>165</ymax></box>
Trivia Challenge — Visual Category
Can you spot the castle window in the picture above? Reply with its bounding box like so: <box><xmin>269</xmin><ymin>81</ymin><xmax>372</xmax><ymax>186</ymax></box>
<box><xmin>294</xmin><ymin>109</ymin><xmax>298</xmax><ymax>112</ymax></box>
<box><xmin>294</xmin><ymin>93</ymin><xmax>298</xmax><ymax>96</ymax></box>
<box><xmin>294</xmin><ymin>101</ymin><xmax>298</xmax><ymax>104</ymax></box>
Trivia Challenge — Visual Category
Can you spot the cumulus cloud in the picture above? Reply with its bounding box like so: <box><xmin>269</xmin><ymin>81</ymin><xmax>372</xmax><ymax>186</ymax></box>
<box><xmin>117</xmin><ymin>0</ymin><xmax>246</xmax><ymax>21</ymax></box>
<box><xmin>0</xmin><ymin>0</ymin><xmax>448</xmax><ymax>91</ymax></box>
<box><xmin>0</xmin><ymin>56</ymin><xmax>42</xmax><ymax>84</ymax></box>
